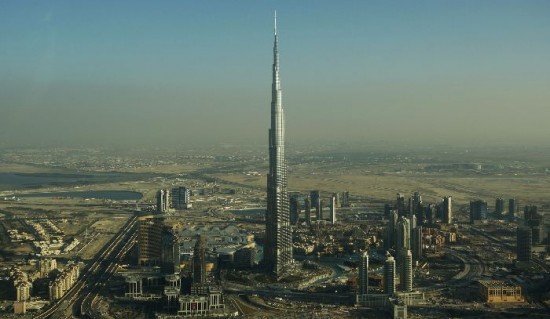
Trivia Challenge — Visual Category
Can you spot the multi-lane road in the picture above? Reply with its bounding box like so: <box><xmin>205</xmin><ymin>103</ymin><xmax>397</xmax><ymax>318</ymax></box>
<box><xmin>34</xmin><ymin>213</ymin><xmax>138</xmax><ymax>319</ymax></box>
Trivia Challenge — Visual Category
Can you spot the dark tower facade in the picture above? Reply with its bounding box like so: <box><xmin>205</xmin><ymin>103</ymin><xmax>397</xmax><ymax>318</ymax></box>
<box><xmin>192</xmin><ymin>235</ymin><xmax>207</xmax><ymax>285</ymax></box>
<box><xmin>264</xmin><ymin>12</ymin><xmax>293</xmax><ymax>276</ymax></box>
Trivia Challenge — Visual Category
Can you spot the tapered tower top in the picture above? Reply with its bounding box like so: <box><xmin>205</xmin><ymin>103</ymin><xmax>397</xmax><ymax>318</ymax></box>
<box><xmin>274</xmin><ymin>10</ymin><xmax>277</xmax><ymax>35</ymax></box>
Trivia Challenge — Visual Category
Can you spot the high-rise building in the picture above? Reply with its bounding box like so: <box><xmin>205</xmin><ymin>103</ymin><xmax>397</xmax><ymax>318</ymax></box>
<box><xmin>524</xmin><ymin>206</ymin><xmax>543</xmax><ymax>244</ymax></box>
<box><xmin>470</xmin><ymin>200</ymin><xmax>488</xmax><ymax>224</ymax></box>
<box><xmin>442</xmin><ymin>196</ymin><xmax>452</xmax><ymax>224</ymax></box>
<box><xmin>193</xmin><ymin>235</ymin><xmax>207</xmax><ymax>285</ymax></box>
<box><xmin>330</xmin><ymin>194</ymin><xmax>337</xmax><ymax>224</ymax></box>
<box><xmin>384</xmin><ymin>252</ymin><xmax>396</xmax><ymax>295</ymax></box>
<box><xmin>310</xmin><ymin>190</ymin><xmax>322</xmax><ymax>220</ymax></box>
<box><xmin>341</xmin><ymin>191</ymin><xmax>350</xmax><ymax>208</ymax></box>
<box><xmin>171</xmin><ymin>187</ymin><xmax>190</xmax><ymax>210</ymax></box>
<box><xmin>161</xmin><ymin>228</ymin><xmax>180</xmax><ymax>274</ymax></box>
<box><xmin>400</xmin><ymin>249</ymin><xmax>413</xmax><ymax>292</ymax></box>
<box><xmin>289</xmin><ymin>195</ymin><xmax>300</xmax><ymax>225</ymax></box>
<box><xmin>385</xmin><ymin>210</ymin><xmax>399</xmax><ymax>251</ymax></box>
<box><xmin>39</xmin><ymin>258</ymin><xmax>57</xmax><ymax>278</ymax></box>
<box><xmin>508</xmin><ymin>198</ymin><xmax>518</xmax><ymax>221</ymax></box>
<box><xmin>412</xmin><ymin>192</ymin><xmax>422</xmax><ymax>215</ymax></box>
<box><xmin>304</xmin><ymin>197</ymin><xmax>311</xmax><ymax>226</ymax></box>
<box><xmin>264</xmin><ymin>13</ymin><xmax>293</xmax><ymax>276</ymax></box>
<box><xmin>156</xmin><ymin>189</ymin><xmax>170</xmax><ymax>213</ymax></box>
<box><xmin>516</xmin><ymin>226</ymin><xmax>532</xmax><ymax>263</ymax></box>
<box><xmin>495</xmin><ymin>198</ymin><xmax>505</xmax><ymax>217</ymax></box>
<box><xmin>358</xmin><ymin>251</ymin><xmax>369</xmax><ymax>295</ymax></box>
<box><xmin>425</xmin><ymin>204</ymin><xmax>435</xmax><ymax>226</ymax></box>
<box><xmin>396</xmin><ymin>217</ymin><xmax>411</xmax><ymax>253</ymax></box>
<box><xmin>137</xmin><ymin>214</ymin><xmax>163</xmax><ymax>266</ymax></box>
<box><xmin>411</xmin><ymin>226</ymin><xmax>423</xmax><ymax>262</ymax></box>
<box><xmin>397</xmin><ymin>193</ymin><xmax>406</xmax><ymax>217</ymax></box>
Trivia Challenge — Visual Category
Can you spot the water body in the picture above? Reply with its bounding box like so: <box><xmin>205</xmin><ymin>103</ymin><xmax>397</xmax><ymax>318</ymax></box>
<box><xmin>0</xmin><ymin>172</ymin><xmax>154</xmax><ymax>190</ymax></box>
<box><xmin>16</xmin><ymin>190</ymin><xmax>143</xmax><ymax>201</ymax></box>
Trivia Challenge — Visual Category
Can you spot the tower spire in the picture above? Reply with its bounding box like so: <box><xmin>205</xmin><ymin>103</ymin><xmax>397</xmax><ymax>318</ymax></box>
<box><xmin>274</xmin><ymin>10</ymin><xmax>277</xmax><ymax>35</ymax></box>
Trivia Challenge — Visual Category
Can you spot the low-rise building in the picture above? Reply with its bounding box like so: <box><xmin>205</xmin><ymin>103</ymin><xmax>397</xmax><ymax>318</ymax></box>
<box><xmin>478</xmin><ymin>280</ymin><xmax>524</xmax><ymax>303</ymax></box>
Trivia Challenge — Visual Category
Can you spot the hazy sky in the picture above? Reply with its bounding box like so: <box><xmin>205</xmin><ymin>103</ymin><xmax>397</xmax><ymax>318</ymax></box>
<box><xmin>1</xmin><ymin>1</ymin><xmax>549</xmax><ymax>148</ymax></box>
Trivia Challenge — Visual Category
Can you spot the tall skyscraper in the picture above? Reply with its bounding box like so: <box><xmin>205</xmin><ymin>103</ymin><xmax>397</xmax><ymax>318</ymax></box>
<box><xmin>516</xmin><ymin>226</ymin><xmax>532</xmax><ymax>263</ymax></box>
<box><xmin>396</xmin><ymin>217</ymin><xmax>411</xmax><ymax>253</ymax></box>
<box><xmin>411</xmin><ymin>226</ymin><xmax>423</xmax><ymax>262</ymax></box>
<box><xmin>400</xmin><ymin>249</ymin><xmax>413</xmax><ymax>292</ymax></box>
<box><xmin>137</xmin><ymin>214</ymin><xmax>163</xmax><ymax>266</ymax></box>
<box><xmin>289</xmin><ymin>195</ymin><xmax>300</xmax><ymax>225</ymax></box>
<box><xmin>495</xmin><ymin>197</ymin><xmax>505</xmax><ymax>217</ymax></box>
<box><xmin>384</xmin><ymin>252</ymin><xmax>396</xmax><ymax>295</ymax></box>
<box><xmin>442</xmin><ymin>196</ymin><xmax>452</xmax><ymax>224</ymax></box>
<box><xmin>193</xmin><ymin>235</ymin><xmax>207</xmax><ymax>285</ymax></box>
<box><xmin>264</xmin><ymin>13</ymin><xmax>293</xmax><ymax>276</ymax></box>
<box><xmin>508</xmin><ymin>198</ymin><xmax>518</xmax><ymax>221</ymax></box>
<box><xmin>330</xmin><ymin>194</ymin><xmax>337</xmax><ymax>224</ymax></box>
<box><xmin>470</xmin><ymin>200</ymin><xmax>488</xmax><ymax>224</ymax></box>
<box><xmin>304</xmin><ymin>197</ymin><xmax>311</xmax><ymax>226</ymax></box>
<box><xmin>358</xmin><ymin>251</ymin><xmax>369</xmax><ymax>295</ymax></box>
<box><xmin>156</xmin><ymin>189</ymin><xmax>170</xmax><ymax>213</ymax></box>
<box><xmin>397</xmin><ymin>193</ymin><xmax>406</xmax><ymax>217</ymax></box>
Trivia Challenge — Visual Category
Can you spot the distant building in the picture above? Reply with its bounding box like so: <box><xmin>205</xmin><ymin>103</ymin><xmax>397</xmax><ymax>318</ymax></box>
<box><xmin>400</xmin><ymin>250</ymin><xmax>413</xmax><ymax>292</ymax></box>
<box><xmin>157</xmin><ymin>189</ymin><xmax>170</xmax><ymax>213</ymax></box>
<box><xmin>341</xmin><ymin>191</ymin><xmax>350</xmax><ymax>207</ymax></box>
<box><xmin>470</xmin><ymin>200</ymin><xmax>488</xmax><ymax>224</ymax></box>
<box><xmin>289</xmin><ymin>195</ymin><xmax>300</xmax><ymax>225</ymax></box>
<box><xmin>171</xmin><ymin>187</ymin><xmax>190</xmax><ymax>210</ymax></box>
<box><xmin>358</xmin><ymin>251</ymin><xmax>369</xmax><ymax>295</ymax></box>
<box><xmin>39</xmin><ymin>258</ymin><xmax>57</xmax><ymax>278</ymax></box>
<box><xmin>442</xmin><ymin>196</ymin><xmax>452</xmax><ymax>224</ymax></box>
<box><xmin>304</xmin><ymin>197</ymin><xmax>312</xmax><ymax>226</ymax></box>
<box><xmin>397</xmin><ymin>193</ymin><xmax>406</xmax><ymax>217</ymax></box>
<box><xmin>411</xmin><ymin>226</ymin><xmax>423</xmax><ymax>262</ymax></box>
<box><xmin>234</xmin><ymin>245</ymin><xmax>256</xmax><ymax>269</ymax></box>
<box><xmin>161</xmin><ymin>228</ymin><xmax>180</xmax><ymax>274</ymax></box>
<box><xmin>384</xmin><ymin>252</ymin><xmax>396</xmax><ymax>295</ymax></box>
<box><xmin>385</xmin><ymin>211</ymin><xmax>399</xmax><ymax>251</ymax></box>
<box><xmin>396</xmin><ymin>217</ymin><xmax>411</xmax><ymax>253</ymax></box>
<box><xmin>193</xmin><ymin>235</ymin><xmax>207</xmax><ymax>286</ymax></box>
<box><xmin>137</xmin><ymin>214</ymin><xmax>163</xmax><ymax>266</ymax></box>
<box><xmin>516</xmin><ymin>226</ymin><xmax>532</xmax><ymax>263</ymax></box>
<box><xmin>495</xmin><ymin>198</ymin><xmax>505</xmax><ymax>217</ymax></box>
<box><xmin>330</xmin><ymin>194</ymin><xmax>337</xmax><ymax>224</ymax></box>
<box><xmin>524</xmin><ymin>205</ymin><xmax>543</xmax><ymax>244</ymax></box>
<box><xmin>508</xmin><ymin>198</ymin><xmax>518</xmax><ymax>221</ymax></box>
<box><xmin>478</xmin><ymin>280</ymin><xmax>524</xmax><ymax>303</ymax></box>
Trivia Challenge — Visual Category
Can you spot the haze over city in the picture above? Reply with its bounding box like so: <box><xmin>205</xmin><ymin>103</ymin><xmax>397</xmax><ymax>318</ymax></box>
<box><xmin>1</xmin><ymin>0</ymin><xmax>549</xmax><ymax>148</ymax></box>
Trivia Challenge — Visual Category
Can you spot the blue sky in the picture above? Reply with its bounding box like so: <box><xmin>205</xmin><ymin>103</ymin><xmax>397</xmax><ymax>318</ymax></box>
<box><xmin>1</xmin><ymin>1</ymin><xmax>549</xmax><ymax>148</ymax></box>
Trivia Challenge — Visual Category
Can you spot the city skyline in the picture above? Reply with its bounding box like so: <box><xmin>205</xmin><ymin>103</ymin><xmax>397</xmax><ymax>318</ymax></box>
<box><xmin>1</xmin><ymin>1</ymin><xmax>550</xmax><ymax>148</ymax></box>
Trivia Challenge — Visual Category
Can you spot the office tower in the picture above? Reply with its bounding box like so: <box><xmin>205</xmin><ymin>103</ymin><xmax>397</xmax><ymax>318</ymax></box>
<box><xmin>137</xmin><ymin>214</ymin><xmax>163</xmax><ymax>266</ymax></box>
<box><xmin>161</xmin><ymin>228</ymin><xmax>180</xmax><ymax>274</ymax></box>
<box><xmin>516</xmin><ymin>226</ymin><xmax>532</xmax><ymax>263</ymax></box>
<box><xmin>289</xmin><ymin>195</ymin><xmax>299</xmax><ymax>225</ymax></box>
<box><xmin>426</xmin><ymin>204</ymin><xmax>435</xmax><ymax>226</ymax></box>
<box><xmin>412</xmin><ymin>226</ymin><xmax>423</xmax><ymax>262</ymax></box>
<box><xmin>310</xmin><ymin>191</ymin><xmax>320</xmax><ymax>209</ymax></box>
<box><xmin>396</xmin><ymin>217</ymin><xmax>411</xmax><ymax>253</ymax></box>
<box><xmin>412</xmin><ymin>192</ymin><xmax>422</xmax><ymax>215</ymax></box>
<box><xmin>234</xmin><ymin>246</ymin><xmax>257</xmax><ymax>269</ymax></box>
<box><xmin>156</xmin><ymin>189</ymin><xmax>170</xmax><ymax>213</ymax></box>
<box><xmin>442</xmin><ymin>196</ymin><xmax>452</xmax><ymax>224</ymax></box>
<box><xmin>310</xmin><ymin>191</ymin><xmax>322</xmax><ymax>220</ymax></box>
<box><xmin>193</xmin><ymin>235</ymin><xmax>207</xmax><ymax>285</ymax></box>
<box><xmin>508</xmin><ymin>198</ymin><xmax>518</xmax><ymax>221</ymax></box>
<box><xmin>384</xmin><ymin>252</ymin><xmax>396</xmax><ymax>295</ymax></box>
<box><xmin>524</xmin><ymin>206</ymin><xmax>543</xmax><ymax>244</ymax></box>
<box><xmin>385</xmin><ymin>210</ymin><xmax>399</xmax><ymax>251</ymax></box>
<box><xmin>495</xmin><ymin>198</ymin><xmax>505</xmax><ymax>217</ymax></box>
<box><xmin>523</xmin><ymin>205</ymin><xmax>538</xmax><ymax>225</ymax></box>
<box><xmin>264</xmin><ymin>13</ymin><xmax>293</xmax><ymax>276</ymax></box>
<box><xmin>397</xmin><ymin>193</ymin><xmax>406</xmax><ymax>217</ymax></box>
<box><xmin>341</xmin><ymin>191</ymin><xmax>350</xmax><ymax>207</ymax></box>
<box><xmin>330</xmin><ymin>194</ymin><xmax>337</xmax><ymax>224</ymax></box>
<box><xmin>358</xmin><ymin>251</ymin><xmax>369</xmax><ymax>295</ymax></box>
<box><xmin>411</xmin><ymin>214</ymin><xmax>417</xmax><ymax>231</ymax></box>
<box><xmin>304</xmin><ymin>197</ymin><xmax>311</xmax><ymax>226</ymax></box>
<box><xmin>171</xmin><ymin>187</ymin><xmax>190</xmax><ymax>210</ymax></box>
<box><xmin>400</xmin><ymin>249</ymin><xmax>413</xmax><ymax>292</ymax></box>
<box><xmin>470</xmin><ymin>200</ymin><xmax>488</xmax><ymax>224</ymax></box>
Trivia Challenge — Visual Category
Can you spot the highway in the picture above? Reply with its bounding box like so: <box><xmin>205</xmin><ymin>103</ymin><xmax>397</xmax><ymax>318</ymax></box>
<box><xmin>34</xmin><ymin>214</ymin><xmax>138</xmax><ymax>319</ymax></box>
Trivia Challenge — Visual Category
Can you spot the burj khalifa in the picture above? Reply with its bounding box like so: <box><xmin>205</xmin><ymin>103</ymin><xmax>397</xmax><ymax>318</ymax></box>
<box><xmin>264</xmin><ymin>12</ymin><xmax>293</xmax><ymax>276</ymax></box>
